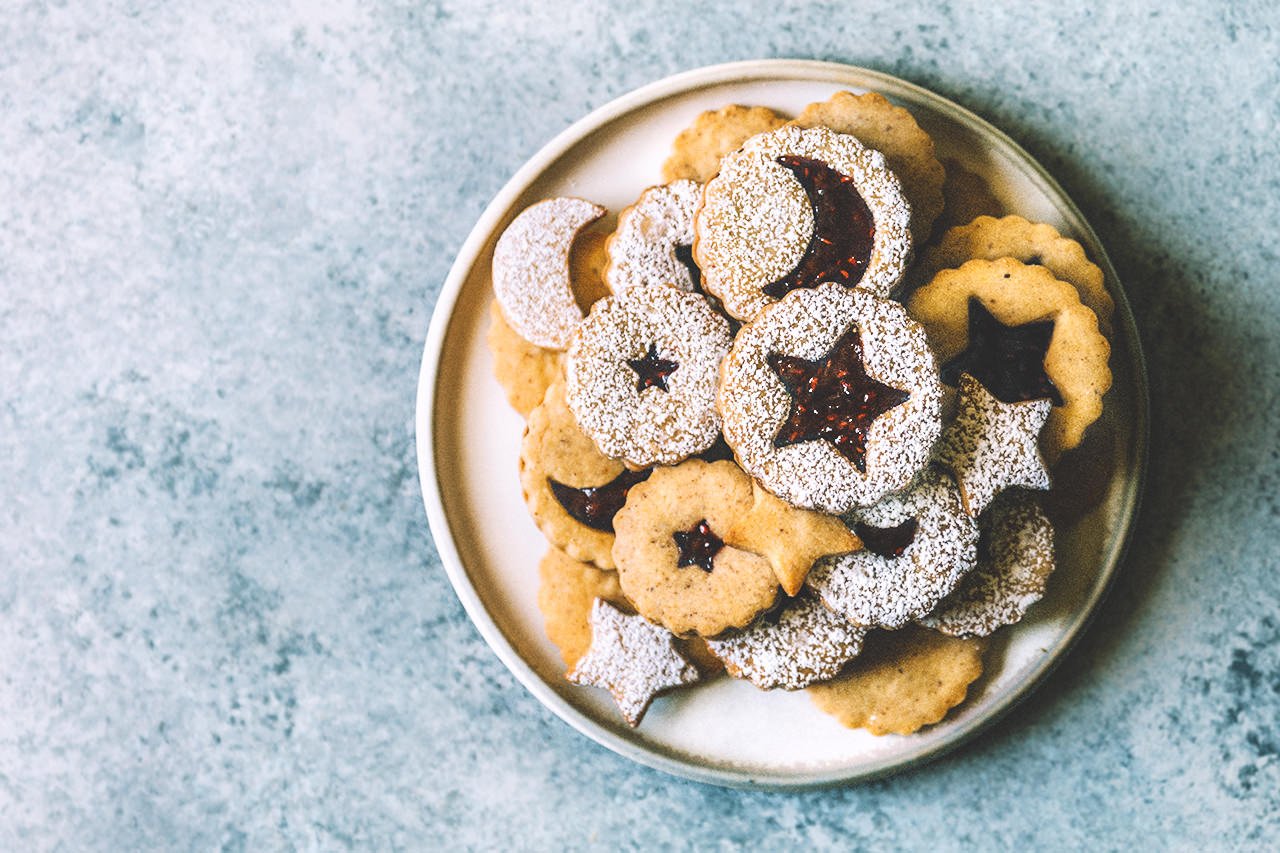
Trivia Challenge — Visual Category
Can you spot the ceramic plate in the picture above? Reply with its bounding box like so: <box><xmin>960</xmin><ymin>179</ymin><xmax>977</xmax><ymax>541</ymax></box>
<box><xmin>415</xmin><ymin>60</ymin><xmax>1148</xmax><ymax>789</ymax></box>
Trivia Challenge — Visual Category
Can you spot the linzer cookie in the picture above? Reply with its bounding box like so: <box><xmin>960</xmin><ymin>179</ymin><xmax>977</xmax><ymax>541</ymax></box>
<box><xmin>604</xmin><ymin>180</ymin><xmax>703</xmax><ymax>294</ymax></box>
<box><xmin>706</xmin><ymin>591</ymin><xmax>865</xmax><ymax>690</ymax></box>
<box><xmin>565</xmin><ymin>285</ymin><xmax>732</xmax><ymax>467</ymax></box>
<box><xmin>807</xmin><ymin>467</ymin><xmax>979</xmax><ymax>630</ymax></box>
<box><xmin>907</xmin><ymin>258</ymin><xmax>1112</xmax><ymax>461</ymax></box>
<box><xmin>921</xmin><ymin>490</ymin><xmax>1056</xmax><ymax>638</ymax></box>
<box><xmin>719</xmin><ymin>284</ymin><xmax>942</xmax><ymax>513</ymax></box>
<box><xmin>791</xmin><ymin>90</ymin><xmax>946</xmax><ymax>247</ymax></box>
<box><xmin>493</xmin><ymin>197</ymin><xmax>606</xmax><ymax>350</ymax></box>
<box><xmin>662</xmin><ymin>104</ymin><xmax>789</xmax><ymax>184</ymax></box>
<box><xmin>538</xmin><ymin>546</ymin><xmax>628</xmax><ymax>668</ymax></box>
<box><xmin>612</xmin><ymin>460</ymin><xmax>779</xmax><ymax>637</ymax></box>
<box><xmin>694</xmin><ymin>125</ymin><xmax>913</xmax><ymax>321</ymax></box>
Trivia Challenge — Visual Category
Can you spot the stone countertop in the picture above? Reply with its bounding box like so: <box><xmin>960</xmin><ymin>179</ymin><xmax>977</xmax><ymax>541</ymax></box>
<box><xmin>2</xmin><ymin>1</ymin><xmax>1277</xmax><ymax>849</ymax></box>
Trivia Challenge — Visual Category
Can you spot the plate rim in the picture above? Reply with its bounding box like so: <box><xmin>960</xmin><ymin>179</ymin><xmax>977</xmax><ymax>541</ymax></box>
<box><xmin>415</xmin><ymin>59</ymin><xmax>1150</xmax><ymax>790</ymax></box>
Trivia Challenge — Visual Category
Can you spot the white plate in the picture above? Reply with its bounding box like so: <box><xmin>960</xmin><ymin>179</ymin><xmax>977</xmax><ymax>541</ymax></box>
<box><xmin>415</xmin><ymin>60</ymin><xmax>1148</xmax><ymax>788</ymax></box>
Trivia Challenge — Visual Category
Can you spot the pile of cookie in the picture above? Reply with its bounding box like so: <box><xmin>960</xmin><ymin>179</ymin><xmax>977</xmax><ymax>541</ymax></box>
<box><xmin>487</xmin><ymin>92</ymin><xmax>1112</xmax><ymax>735</ymax></box>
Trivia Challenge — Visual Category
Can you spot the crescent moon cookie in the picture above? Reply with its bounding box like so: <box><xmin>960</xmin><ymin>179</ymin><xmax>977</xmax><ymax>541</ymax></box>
<box><xmin>705</xmin><ymin>590</ymin><xmax>866</xmax><ymax>690</ymax></box>
<box><xmin>920</xmin><ymin>490</ymin><xmax>1056</xmax><ymax>638</ymax></box>
<box><xmin>492</xmin><ymin>197</ymin><xmax>606</xmax><ymax>350</ymax></box>
<box><xmin>791</xmin><ymin>90</ymin><xmax>946</xmax><ymax>248</ymax></box>
<box><xmin>906</xmin><ymin>257</ymin><xmax>1113</xmax><ymax>462</ymax></box>
<box><xmin>661</xmin><ymin>104</ymin><xmax>789</xmax><ymax>184</ymax></box>
<box><xmin>604</xmin><ymin>180</ymin><xmax>704</xmax><ymax>294</ymax></box>
<box><xmin>565</xmin><ymin>285</ymin><xmax>732</xmax><ymax>467</ymax></box>
<box><xmin>693</xmin><ymin>125</ymin><xmax>913</xmax><ymax>322</ymax></box>
<box><xmin>719</xmin><ymin>284</ymin><xmax>943</xmax><ymax>514</ymax></box>
<box><xmin>807</xmin><ymin>467</ymin><xmax>980</xmax><ymax>630</ymax></box>
<box><xmin>612</xmin><ymin>460</ymin><xmax>780</xmax><ymax>637</ymax></box>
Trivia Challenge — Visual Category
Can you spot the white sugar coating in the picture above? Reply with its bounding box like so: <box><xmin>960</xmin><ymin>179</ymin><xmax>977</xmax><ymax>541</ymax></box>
<box><xmin>920</xmin><ymin>490</ymin><xmax>1056</xmax><ymax>638</ymax></box>
<box><xmin>693</xmin><ymin>124</ymin><xmax>913</xmax><ymax>322</ymax></box>
<box><xmin>567</xmin><ymin>598</ymin><xmax>701</xmax><ymax>726</ymax></box>
<box><xmin>605</xmin><ymin>180</ymin><xmax>702</xmax><ymax>294</ymax></box>
<box><xmin>718</xmin><ymin>284</ymin><xmax>942</xmax><ymax>513</ymax></box>
<box><xmin>565</xmin><ymin>285</ymin><xmax>732</xmax><ymax>467</ymax></box>
<box><xmin>807</xmin><ymin>467</ymin><xmax>979</xmax><ymax>630</ymax></box>
<box><xmin>492</xmin><ymin>197</ymin><xmax>605</xmax><ymax>350</ymax></box>
<box><xmin>705</xmin><ymin>591</ymin><xmax>866</xmax><ymax>690</ymax></box>
<box><xmin>935</xmin><ymin>373</ymin><xmax>1053</xmax><ymax>517</ymax></box>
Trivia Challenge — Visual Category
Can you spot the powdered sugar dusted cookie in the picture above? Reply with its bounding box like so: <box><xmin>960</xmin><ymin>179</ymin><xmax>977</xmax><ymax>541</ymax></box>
<box><xmin>612</xmin><ymin>460</ymin><xmax>779</xmax><ymax>637</ymax></box>
<box><xmin>694</xmin><ymin>125</ymin><xmax>913</xmax><ymax>321</ymax></box>
<box><xmin>719</xmin><ymin>284</ymin><xmax>942</xmax><ymax>513</ymax></box>
<box><xmin>662</xmin><ymin>104</ymin><xmax>789</xmax><ymax>184</ymax></box>
<box><xmin>493</xmin><ymin>197</ymin><xmax>606</xmax><ymax>349</ymax></box>
<box><xmin>566</xmin><ymin>285</ymin><xmax>732</xmax><ymax>467</ymax></box>
<box><xmin>807</xmin><ymin>467</ymin><xmax>979</xmax><ymax>630</ymax></box>
<box><xmin>936</xmin><ymin>373</ymin><xmax>1052</xmax><ymax>517</ymax></box>
<box><xmin>605</xmin><ymin>180</ymin><xmax>703</xmax><ymax>294</ymax></box>
<box><xmin>567</xmin><ymin>598</ymin><xmax>701</xmax><ymax>726</ymax></box>
<box><xmin>706</xmin><ymin>591</ymin><xmax>866</xmax><ymax>690</ymax></box>
<box><xmin>921</xmin><ymin>490</ymin><xmax>1056</xmax><ymax>638</ymax></box>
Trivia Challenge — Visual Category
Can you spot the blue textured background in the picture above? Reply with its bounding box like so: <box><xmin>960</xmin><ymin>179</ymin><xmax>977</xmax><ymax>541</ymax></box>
<box><xmin>2</xmin><ymin>1</ymin><xmax>1278</xmax><ymax>849</ymax></box>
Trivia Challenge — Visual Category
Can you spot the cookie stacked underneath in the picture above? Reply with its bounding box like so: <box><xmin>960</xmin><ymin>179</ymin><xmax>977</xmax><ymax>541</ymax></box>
<box><xmin>489</xmin><ymin>91</ymin><xmax>1113</xmax><ymax>731</ymax></box>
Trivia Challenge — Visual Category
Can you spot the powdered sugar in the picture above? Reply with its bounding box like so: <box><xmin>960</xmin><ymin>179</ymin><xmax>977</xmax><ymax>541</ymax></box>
<box><xmin>605</xmin><ymin>180</ymin><xmax>702</xmax><ymax>294</ymax></box>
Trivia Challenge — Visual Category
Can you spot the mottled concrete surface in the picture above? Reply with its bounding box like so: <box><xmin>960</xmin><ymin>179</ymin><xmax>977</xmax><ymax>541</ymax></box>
<box><xmin>1</xmin><ymin>0</ymin><xmax>1278</xmax><ymax>849</ymax></box>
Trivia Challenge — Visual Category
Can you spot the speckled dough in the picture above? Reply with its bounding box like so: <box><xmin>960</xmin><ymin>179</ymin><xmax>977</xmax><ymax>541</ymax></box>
<box><xmin>604</xmin><ymin>180</ymin><xmax>703</xmax><ymax>294</ymax></box>
<box><xmin>661</xmin><ymin>104</ymin><xmax>789</xmax><ymax>184</ymax></box>
<box><xmin>719</xmin><ymin>284</ymin><xmax>942</xmax><ymax>513</ymax></box>
<box><xmin>486</xmin><ymin>299</ymin><xmax>563</xmax><ymax>417</ymax></box>
<box><xmin>537</xmin><ymin>546</ymin><xmax>627</xmax><ymax>668</ymax></box>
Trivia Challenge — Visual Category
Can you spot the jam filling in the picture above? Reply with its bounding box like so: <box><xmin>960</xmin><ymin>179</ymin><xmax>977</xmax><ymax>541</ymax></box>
<box><xmin>548</xmin><ymin>468</ymin><xmax>652</xmax><ymax>533</ymax></box>
<box><xmin>674</xmin><ymin>243</ymin><xmax>702</xmax><ymax>287</ymax></box>
<box><xmin>626</xmin><ymin>343</ymin><xmax>679</xmax><ymax>393</ymax></box>
<box><xmin>855</xmin><ymin>517</ymin><xmax>919</xmax><ymax>559</ymax></box>
<box><xmin>941</xmin><ymin>297</ymin><xmax>1063</xmax><ymax>405</ymax></box>
<box><xmin>768</xmin><ymin>326</ymin><xmax>911</xmax><ymax>473</ymax></box>
<box><xmin>673</xmin><ymin>518</ymin><xmax>724</xmax><ymax>572</ymax></box>
<box><xmin>762</xmin><ymin>155</ymin><xmax>877</xmax><ymax>300</ymax></box>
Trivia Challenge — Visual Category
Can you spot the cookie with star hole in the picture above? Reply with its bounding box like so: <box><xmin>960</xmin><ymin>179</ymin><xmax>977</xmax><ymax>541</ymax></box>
<box><xmin>790</xmin><ymin>90</ymin><xmax>946</xmax><ymax>248</ymax></box>
<box><xmin>604</xmin><ymin>180</ymin><xmax>705</xmax><ymax>295</ymax></box>
<box><xmin>565</xmin><ymin>284</ymin><xmax>732</xmax><ymax>467</ymax></box>
<box><xmin>705</xmin><ymin>590</ymin><xmax>866</xmax><ymax>690</ymax></box>
<box><xmin>661</xmin><ymin>104</ymin><xmax>790</xmax><ymax>184</ymax></box>
<box><xmin>920</xmin><ymin>490</ymin><xmax>1056</xmax><ymax>638</ymax></box>
<box><xmin>693</xmin><ymin>125</ymin><xmax>913</xmax><ymax>322</ymax></box>
<box><xmin>719</xmin><ymin>283</ymin><xmax>942</xmax><ymax>514</ymax></box>
<box><xmin>520</xmin><ymin>382</ymin><xmax>652</xmax><ymax>569</ymax></box>
<box><xmin>906</xmin><ymin>257</ymin><xmax>1112</xmax><ymax>462</ymax></box>
<box><xmin>807</xmin><ymin>467</ymin><xmax>979</xmax><ymax>630</ymax></box>
<box><xmin>612</xmin><ymin>460</ymin><xmax>779</xmax><ymax>637</ymax></box>
<box><xmin>918</xmin><ymin>215</ymin><xmax>1114</xmax><ymax>335</ymax></box>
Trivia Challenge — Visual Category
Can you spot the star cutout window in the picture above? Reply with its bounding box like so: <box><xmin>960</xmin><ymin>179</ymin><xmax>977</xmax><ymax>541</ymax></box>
<box><xmin>626</xmin><ymin>343</ymin><xmax>679</xmax><ymax>393</ymax></box>
<box><xmin>673</xmin><ymin>518</ymin><xmax>725</xmax><ymax>572</ymax></box>
<box><xmin>941</xmin><ymin>297</ymin><xmax>1063</xmax><ymax>405</ymax></box>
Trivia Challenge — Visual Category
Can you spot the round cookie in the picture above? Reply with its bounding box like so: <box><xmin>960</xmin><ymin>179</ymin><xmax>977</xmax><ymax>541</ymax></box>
<box><xmin>538</xmin><ymin>546</ymin><xmax>627</xmax><ymax>668</ymax></box>
<box><xmin>705</xmin><ymin>591</ymin><xmax>866</xmax><ymax>690</ymax></box>
<box><xmin>662</xmin><ymin>104</ymin><xmax>789</xmax><ymax>184</ymax></box>
<box><xmin>694</xmin><ymin>125</ymin><xmax>913</xmax><ymax>322</ymax></box>
<box><xmin>486</xmin><ymin>299</ymin><xmax>563</xmax><ymax>417</ymax></box>
<box><xmin>791</xmin><ymin>90</ymin><xmax>946</xmax><ymax>247</ymax></box>
<box><xmin>906</xmin><ymin>257</ymin><xmax>1113</xmax><ymax>461</ymax></box>
<box><xmin>520</xmin><ymin>382</ymin><xmax>649</xmax><ymax>569</ymax></box>
<box><xmin>920</xmin><ymin>490</ymin><xmax>1056</xmax><ymax>638</ymax></box>
<box><xmin>493</xmin><ymin>197</ymin><xmax>606</xmax><ymax>350</ymax></box>
<box><xmin>807</xmin><ymin>467</ymin><xmax>979</xmax><ymax>630</ymax></box>
<box><xmin>808</xmin><ymin>626</ymin><xmax>987</xmax><ymax>736</ymax></box>
<box><xmin>604</xmin><ymin>180</ymin><xmax>702</xmax><ymax>295</ymax></box>
<box><xmin>719</xmin><ymin>284</ymin><xmax>942</xmax><ymax>513</ymax></box>
<box><xmin>565</xmin><ymin>285</ymin><xmax>732</xmax><ymax>467</ymax></box>
<box><xmin>919</xmin><ymin>215</ymin><xmax>1114</xmax><ymax>334</ymax></box>
<box><xmin>612</xmin><ymin>460</ymin><xmax>779</xmax><ymax>637</ymax></box>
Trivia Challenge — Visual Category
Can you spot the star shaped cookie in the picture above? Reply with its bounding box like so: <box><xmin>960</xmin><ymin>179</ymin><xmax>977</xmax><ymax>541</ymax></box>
<box><xmin>567</xmin><ymin>599</ymin><xmax>701</xmax><ymax>726</ymax></box>
<box><xmin>936</xmin><ymin>373</ymin><xmax>1052</xmax><ymax>516</ymax></box>
<box><xmin>724</xmin><ymin>483</ymin><xmax>861</xmax><ymax>595</ymax></box>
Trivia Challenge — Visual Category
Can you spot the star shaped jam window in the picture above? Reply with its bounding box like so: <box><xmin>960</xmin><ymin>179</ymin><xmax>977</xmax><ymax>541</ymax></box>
<box><xmin>626</xmin><ymin>343</ymin><xmax>679</xmax><ymax>393</ymax></box>
<box><xmin>940</xmin><ymin>297</ymin><xmax>1063</xmax><ymax>405</ymax></box>
<box><xmin>768</xmin><ymin>326</ymin><xmax>910</xmax><ymax>473</ymax></box>
<box><xmin>673</xmin><ymin>518</ymin><xmax>725</xmax><ymax>572</ymax></box>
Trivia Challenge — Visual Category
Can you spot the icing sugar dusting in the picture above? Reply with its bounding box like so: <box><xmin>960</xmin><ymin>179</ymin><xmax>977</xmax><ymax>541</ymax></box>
<box><xmin>605</xmin><ymin>180</ymin><xmax>702</xmax><ymax>293</ymax></box>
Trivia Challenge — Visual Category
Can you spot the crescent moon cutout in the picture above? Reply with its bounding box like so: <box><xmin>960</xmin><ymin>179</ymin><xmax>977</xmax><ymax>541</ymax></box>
<box><xmin>547</xmin><ymin>468</ymin><xmax>652</xmax><ymax>533</ymax></box>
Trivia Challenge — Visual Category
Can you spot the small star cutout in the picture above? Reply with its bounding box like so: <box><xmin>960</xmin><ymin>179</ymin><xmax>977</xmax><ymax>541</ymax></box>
<box><xmin>673</xmin><ymin>518</ymin><xmax>725</xmax><ymax>572</ymax></box>
<box><xmin>626</xmin><ymin>343</ymin><xmax>679</xmax><ymax>393</ymax></box>
<box><xmin>567</xmin><ymin>599</ymin><xmax>701</xmax><ymax>726</ymax></box>
<box><xmin>941</xmin><ymin>297</ymin><xmax>1063</xmax><ymax>405</ymax></box>
<box><xmin>936</xmin><ymin>373</ymin><xmax>1052</xmax><ymax>516</ymax></box>
<box><xmin>724</xmin><ymin>483</ymin><xmax>860</xmax><ymax>595</ymax></box>
<box><xmin>769</xmin><ymin>326</ymin><xmax>911</xmax><ymax>473</ymax></box>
